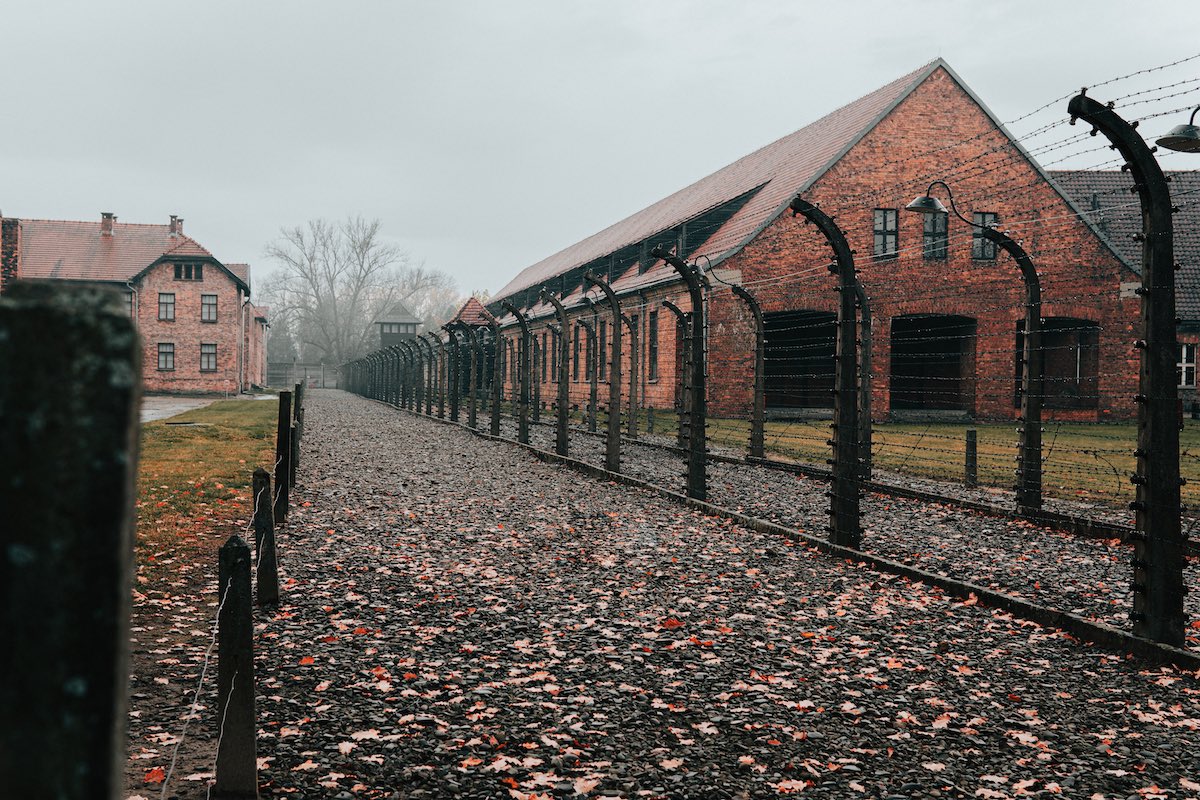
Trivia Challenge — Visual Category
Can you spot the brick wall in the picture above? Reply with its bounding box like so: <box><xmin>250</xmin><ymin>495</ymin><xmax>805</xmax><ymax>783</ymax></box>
<box><xmin>715</xmin><ymin>67</ymin><xmax>1139</xmax><ymax>421</ymax></box>
<box><xmin>138</xmin><ymin>261</ymin><xmax>246</xmax><ymax>394</ymax></box>
<box><xmin>243</xmin><ymin>305</ymin><xmax>268</xmax><ymax>389</ymax></box>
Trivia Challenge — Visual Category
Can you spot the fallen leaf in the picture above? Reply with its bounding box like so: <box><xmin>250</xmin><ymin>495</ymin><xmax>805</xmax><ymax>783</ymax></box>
<box><xmin>143</xmin><ymin>767</ymin><xmax>166</xmax><ymax>785</ymax></box>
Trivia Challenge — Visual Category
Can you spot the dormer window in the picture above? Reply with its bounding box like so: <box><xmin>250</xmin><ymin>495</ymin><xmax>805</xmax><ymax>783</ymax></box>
<box><xmin>174</xmin><ymin>262</ymin><xmax>204</xmax><ymax>281</ymax></box>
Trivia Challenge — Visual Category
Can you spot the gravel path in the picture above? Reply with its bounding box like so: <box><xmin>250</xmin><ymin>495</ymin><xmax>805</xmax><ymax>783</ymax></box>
<box><xmin>251</xmin><ymin>390</ymin><xmax>1200</xmax><ymax>798</ymax></box>
<box><xmin>484</xmin><ymin>412</ymin><xmax>1200</xmax><ymax>640</ymax></box>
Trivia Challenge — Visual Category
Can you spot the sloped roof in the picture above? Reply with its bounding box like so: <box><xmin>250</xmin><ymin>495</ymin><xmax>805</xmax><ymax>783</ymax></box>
<box><xmin>226</xmin><ymin>262</ymin><xmax>252</xmax><ymax>287</ymax></box>
<box><xmin>1051</xmin><ymin>169</ymin><xmax>1200</xmax><ymax>323</ymax></box>
<box><xmin>376</xmin><ymin>300</ymin><xmax>421</xmax><ymax>325</ymax></box>
<box><xmin>494</xmin><ymin>59</ymin><xmax>942</xmax><ymax>302</ymax></box>
<box><xmin>16</xmin><ymin>216</ymin><xmax>250</xmax><ymax>293</ymax></box>
<box><xmin>451</xmin><ymin>296</ymin><xmax>496</xmax><ymax>326</ymax></box>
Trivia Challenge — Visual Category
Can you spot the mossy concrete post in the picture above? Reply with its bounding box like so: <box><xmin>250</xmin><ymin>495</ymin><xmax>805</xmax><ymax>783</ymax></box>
<box><xmin>273</xmin><ymin>391</ymin><xmax>292</xmax><ymax>524</ymax></box>
<box><xmin>252</xmin><ymin>468</ymin><xmax>279</xmax><ymax>606</ymax></box>
<box><xmin>214</xmin><ymin>535</ymin><xmax>258</xmax><ymax>798</ymax></box>
<box><xmin>0</xmin><ymin>283</ymin><xmax>141</xmax><ymax>799</ymax></box>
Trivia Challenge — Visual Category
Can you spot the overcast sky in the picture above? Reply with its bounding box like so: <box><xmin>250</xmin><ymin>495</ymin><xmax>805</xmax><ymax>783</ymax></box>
<box><xmin>3</xmin><ymin>1</ymin><xmax>1199</xmax><ymax>297</ymax></box>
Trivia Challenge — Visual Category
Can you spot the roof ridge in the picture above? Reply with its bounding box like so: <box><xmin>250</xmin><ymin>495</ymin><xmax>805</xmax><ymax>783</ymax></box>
<box><xmin>16</xmin><ymin>217</ymin><xmax>172</xmax><ymax>228</ymax></box>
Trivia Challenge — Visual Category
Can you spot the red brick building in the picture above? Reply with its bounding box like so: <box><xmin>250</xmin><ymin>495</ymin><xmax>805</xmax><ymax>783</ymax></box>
<box><xmin>0</xmin><ymin>212</ymin><xmax>268</xmax><ymax>393</ymax></box>
<box><xmin>487</xmin><ymin>59</ymin><xmax>1173</xmax><ymax>422</ymax></box>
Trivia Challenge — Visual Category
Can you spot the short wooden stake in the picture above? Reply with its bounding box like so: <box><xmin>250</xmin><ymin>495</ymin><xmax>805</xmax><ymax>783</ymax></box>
<box><xmin>273</xmin><ymin>391</ymin><xmax>292</xmax><ymax>524</ymax></box>
<box><xmin>965</xmin><ymin>428</ymin><xmax>978</xmax><ymax>488</ymax></box>
<box><xmin>252</xmin><ymin>468</ymin><xmax>279</xmax><ymax>606</ymax></box>
<box><xmin>214</xmin><ymin>535</ymin><xmax>258</xmax><ymax>798</ymax></box>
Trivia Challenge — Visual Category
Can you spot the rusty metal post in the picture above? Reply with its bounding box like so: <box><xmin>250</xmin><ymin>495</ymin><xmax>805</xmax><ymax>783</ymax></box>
<box><xmin>790</xmin><ymin>198</ymin><xmax>861</xmax><ymax>548</ymax></box>
<box><xmin>1070</xmin><ymin>91</ymin><xmax>1184</xmax><ymax>645</ymax></box>
<box><xmin>662</xmin><ymin>299</ymin><xmax>690</xmax><ymax>449</ymax></box>
<box><xmin>500</xmin><ymin>300</ymin><xmax>532</xmax><ymax>444</ymax></box>
<box><xmin>652</xmin><ymin>249</ymin><xmax>707</xmax><ymax>500</ymax></box>
<box><xmin>541</xmin><ymin>289</ymin><xmax>572</xmax><ymax>456</ymax></box>
<box><xmin>488</xmin><ymin>322</ymin><xmax>502</xmax><ymax>436</ymax></box>
<box><xmin>444</xmin><ymin>325</ymin><xmax>461</xmax><ymax>422</ymax></box>
<box><xmin>622</xmin><ymin>312</ymin><xmax>639</xmax><ymax>439</ymax></box>
<box><xmin>856</xmin><ymin>284</ymin><xmax>873</xmax><ymax>482</ymax></box>
<box><xmin>731</xmin><ymin>284</ymin><xmax>766</xmax><ymax>459</ymax></box>
<box><xmin>252</xmin><ymin>467</ymin><xmax>279</xmax><ymax>606</ymax></box>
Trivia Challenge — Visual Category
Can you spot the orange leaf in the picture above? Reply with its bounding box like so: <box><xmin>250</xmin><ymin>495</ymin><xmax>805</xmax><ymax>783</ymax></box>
<box><xmin>661</xmin><ymin>618</ymin><xmax>684</xmax><ymax>630</ymax></box>
<box><xmin>299</xmin><ymin>656</ymin><xmax>315</xmax><ymax>665</ymax></box>
<box><xmin>144</xmin><ymin>767</ymin><xmax>166</xmax><ymax>784</ymax></box>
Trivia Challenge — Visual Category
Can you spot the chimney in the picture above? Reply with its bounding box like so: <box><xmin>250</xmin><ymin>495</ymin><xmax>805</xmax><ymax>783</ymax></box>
<box><xmin>101</xmin><ymin>212</ymin><xmax>116</xmax><ymax>237</ymax></box>
<box><xmin>169</xmin><ymin>215</ymin><xmax>184</xmax><ymax>235</ymax></box>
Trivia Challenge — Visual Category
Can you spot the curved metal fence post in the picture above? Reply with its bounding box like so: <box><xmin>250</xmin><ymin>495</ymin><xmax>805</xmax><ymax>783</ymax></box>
<box><xmin>583</xmin><ymin>274</ymin><xmax>623</xmax><ymax>472</ymax></box>
<box><xmin>541</xmin><ymin>289</ymin><xmax>572</xmax><ymax>456</ymax></box>
<box><xmin>500</xmin><ymin>301</ymin><xmax>532</xmax><ymax>444</ymax></box>
<box><xmin>731</xmin><ymin>284</ymin><xmax>766</xmax><ymax>460</ymax></box>
<box><xmin>621</xmin><ymin>312</ymin><xmax>639</xmax><ymax>440</ymax></box>
<box><xmin>1069</xmin><ymin>92</ymin><xmax>1183</xmax><ymax>645</ymax></box>
<box><xmin>662</xmin><ymin>299</ymin><xmax>690</xmax><ymax>449</ymax></box>
<box><xmin>651</xmin><ymin>248</ymin><xmax>707</xmax><ymax>500</ymax></box>
<box><xmin>418</xmin><ymin>334</ymin><xmax>436</xmax><ymax>415</ymax></box>
<box><xmin>488</xmin><ymin>322</ymin><xmax>502</xmax><ymax>436</ymax></box>
<box><xmin>577</xmin><ymin>316</ymin><xmax>598</xmax><ymax>433</ymax></box>
<box><xmin>855</xmin><ymin>284</ymin><xmax>873</xmax><ymax>482</ymax></box>
<box><xmin>458</xmin><ymin>323</ymin><xmax>482</xmax><ymax>429</ymax></box>
<box><xmin>790</xmin><ymin>198</ymin><xmax>861</xmax><ymax>549</ymax></box>
<box><xmin>443</xmin><ymin>325</ymin><xmax>461</xmax><ymax>423</ymax></box>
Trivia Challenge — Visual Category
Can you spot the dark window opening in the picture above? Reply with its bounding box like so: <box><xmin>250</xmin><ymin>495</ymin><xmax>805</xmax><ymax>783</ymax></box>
<box><xmin>1016</xmin><ymin>318</ymin><xmax>1099</xmax><ymax>410</ymax></box>
<box><xmin>764</xmin><ymin>310</ymin><xmax>836</xmax><ymax>409</ymax></box>
<box><xmin>890</xmin><ymin>314</ymin><xmax>976</xmax><ymax>411</ymax></box>
<box><xmin>648</xmin><ymin>310</ymin><xmax>660</xmax><ymax>382</ymax></box>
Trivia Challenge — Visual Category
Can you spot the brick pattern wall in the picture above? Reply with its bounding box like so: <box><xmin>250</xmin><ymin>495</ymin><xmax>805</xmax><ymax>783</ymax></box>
<box><xmin>717</xmin><ymin>68</ymin><xmax>1138</xmax><ymax>421</ymax></box>
<box><xmin>243</xmin><ymin>305</ymin><xmax>268</xmax><ymax>389</ymax></box>
<box><xmin>138</xmin><ymin>261</ymin><xmax>246</xmax><ymax>393</ymax></box>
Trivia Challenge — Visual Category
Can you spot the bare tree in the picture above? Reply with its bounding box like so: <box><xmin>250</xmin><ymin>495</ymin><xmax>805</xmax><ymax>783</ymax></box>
<box><xmin>262</xmin><ymin>217</ymin><xmax>456</xmax><ymax>363</ymax></box>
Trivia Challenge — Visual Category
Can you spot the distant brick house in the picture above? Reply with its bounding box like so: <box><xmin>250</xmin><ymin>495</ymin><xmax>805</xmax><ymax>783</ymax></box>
<box><xmin>0</xmin><ymin>212</ymin><xmax>268</xmax><ymax>393</ymax></box>
<box><xmin>485</xmin><ymin>59</ymin><xmax>1198</xmax><ymax>423</ymax></box>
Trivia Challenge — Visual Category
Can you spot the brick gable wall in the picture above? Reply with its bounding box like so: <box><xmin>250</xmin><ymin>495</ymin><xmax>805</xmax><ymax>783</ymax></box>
<box><xmin>1</xmin><ymin>218</ymin><xmax>19</xmax><ymax>293</ymax></box>
<box><xmin>137</xmin><ymin>261</ymin><xmax>246</xmax><ymax>393</ymax></box>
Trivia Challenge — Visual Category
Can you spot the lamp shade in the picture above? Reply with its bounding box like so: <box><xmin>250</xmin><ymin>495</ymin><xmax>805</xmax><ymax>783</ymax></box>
<box><xmin>1156</xmin><ymin>123</ymin><xmax>1200</xmax><ymax>153</ymax></box>
<box><xmin>904</xmin><ymin>194</ymin><xmax>948</xmax><ymax>215</ymax></box>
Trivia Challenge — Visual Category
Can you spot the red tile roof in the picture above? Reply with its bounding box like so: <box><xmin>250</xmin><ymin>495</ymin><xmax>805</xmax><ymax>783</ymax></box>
<box><xmin>452</xmin><ymin>296</ymin><xmax>497</xmax><ymax>326</ymax></box>
<box><xmin>494</xmin><ymin>59</ymin><xmax>942</xmax><ymax>302</ymax></box>
<box><xmin>16</xmin><ymin>217</ymin><xmax>249</xmax><ymax>293</ymax></box>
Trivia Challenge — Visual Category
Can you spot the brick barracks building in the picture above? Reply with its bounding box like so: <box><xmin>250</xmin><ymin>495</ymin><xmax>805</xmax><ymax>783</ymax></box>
<box><xmin>0</xmin><ymin>212</ymin><xmax>268</xmax><ymax>394</ymax></box>
<box><xmin>486</xmin><ymin>59</ymin><xmax>1197</xmax><ymax>423</ymax></box>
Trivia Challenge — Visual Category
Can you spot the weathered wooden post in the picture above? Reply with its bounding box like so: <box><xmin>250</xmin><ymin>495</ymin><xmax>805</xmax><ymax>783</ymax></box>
<box><xmin>252</xmin><ymin>468</ymin><xmax>279</xmax><ymax>606</ymax></box>
<box><xmin>965</xmin><ymin>428</ymin><xmax>978</xmax><ymax>488</ymax></box>
<box><xmin>0</xmin><ymin>283</ymin><xmax>140</xmax><ymax>799</ymax></box>
<box><xmin>288</xmin><ymin>419</ymin><xmax>299</xmax><ymax>489</ymax></box>
<box><xmin>214</xmin><ymin>535</ymin><xmax>258</xmax><ymax>798</ymax></box>
<box><xmin>273</xmin><ymin>391</ymin><xmax>292</xmax><ymax>524</ymax></box>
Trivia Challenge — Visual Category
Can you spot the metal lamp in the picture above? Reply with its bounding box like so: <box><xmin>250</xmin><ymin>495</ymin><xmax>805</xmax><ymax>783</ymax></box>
<box><xmin>1156</xmin><ymin>106</ymin><xmax>1200</xmax><ymax>153</ymax></box>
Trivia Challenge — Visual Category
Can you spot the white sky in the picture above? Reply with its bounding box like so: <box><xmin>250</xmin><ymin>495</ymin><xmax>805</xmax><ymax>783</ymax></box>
<box><xmin>3</xmin><ymin>1</ymin><xmax>1199</xmax><ymax>297</ymax></box>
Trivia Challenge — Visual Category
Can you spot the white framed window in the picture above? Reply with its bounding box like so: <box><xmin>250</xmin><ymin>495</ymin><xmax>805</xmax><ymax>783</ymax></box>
<box><xmin>1178</xmin><ymin>343</ymin><xmax>1197</xmax><ymax>388</ymax></box>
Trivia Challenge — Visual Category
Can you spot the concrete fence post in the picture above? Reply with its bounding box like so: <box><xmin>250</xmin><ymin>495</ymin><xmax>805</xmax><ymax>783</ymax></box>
<box><xmin>0</xmin><ymin>283</ymin><xmax>140</xmax><ymax>799</ymax></box>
